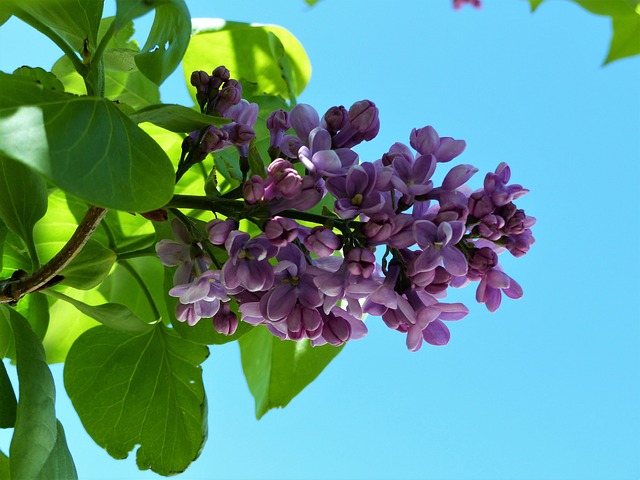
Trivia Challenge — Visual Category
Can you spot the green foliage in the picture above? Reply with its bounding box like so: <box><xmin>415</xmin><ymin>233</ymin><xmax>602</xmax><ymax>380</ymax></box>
<box><xmin>183</xmin><ymin>20</ymin><xmax>311</xmax><ymax>104</ymax></box>
<box><xmin>0</xmin><ymin>156</ymin><xmax>48</xmax><ymax>268</ymax></box>
<box><xmin>129</xmin><ymin>104</ymin><xmax>228</xmax><ymax>132</ymax></box>
<box><xmin>52</xmin><ymin>17</ymin><xmax>161</xmax><ymax>110</ymax></box>
<box><xmin>239</xmin><ymin>326</ymin><xmax>344</xmax><ymax>419</ymax></box>
<box><xmin>64</xmin><ymin>324</ymin><xmax>208</xmax><ymax>475</ymax></box>
<box><xmin>0</xmin><ymin>359</ymin><xmax>17</xmax><ymax>428</ymax></box>
<box><xmin>531</xmin><ymin>0</ymin><xmax>640</xmax><ymax>63</ymax></box>
<box><xmin>0</xmin><ymin>73</ymin><xmax>175</xmax><ymax>211</ymax></box>
<box><xmin>7</xmin><ymin>308</ymin><xmax>77</xmax><ymax>479</ymax></box>
<box><xmin>114</xmin><ymin>0</ymin><xmax>191</xmax><ymax>85</ymax></box>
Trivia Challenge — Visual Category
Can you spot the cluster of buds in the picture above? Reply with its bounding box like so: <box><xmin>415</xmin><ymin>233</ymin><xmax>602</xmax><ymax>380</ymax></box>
<box><xmin>158</xmin><ymin>67</ymin><xmax>535</xmax><ymax>352</ymax></box>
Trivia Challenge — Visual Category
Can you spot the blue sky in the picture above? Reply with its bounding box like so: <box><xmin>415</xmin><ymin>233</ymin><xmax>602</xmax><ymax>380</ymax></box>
<box><xmin>1</xmin><ymin>0</ymin><xmax>639</xmax><ymax>479</ymax></box>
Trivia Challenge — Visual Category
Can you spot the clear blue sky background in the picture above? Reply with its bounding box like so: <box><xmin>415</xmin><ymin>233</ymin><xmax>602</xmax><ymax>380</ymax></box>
<box><xmin>1</xmin><ymin>1</ymin><xmax>639</xmax><ymax>479</ymax></box>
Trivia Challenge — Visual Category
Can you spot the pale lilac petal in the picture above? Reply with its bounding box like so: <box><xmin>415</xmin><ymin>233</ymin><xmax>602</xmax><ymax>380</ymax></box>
<box><xmin>441</xmin><ymin>246</ymin><xmax>468</xmax><ymax>276</ymax></box>
<box><xmin>423</xmin><ymin>320</ymin><xmax>450</xmax><ymax>345</ymax></box>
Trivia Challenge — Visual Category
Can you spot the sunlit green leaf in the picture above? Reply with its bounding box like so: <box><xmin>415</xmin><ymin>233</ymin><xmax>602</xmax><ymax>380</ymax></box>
<box><xmin>5</xmin><ymin>0</ymin><xmax>102</xmax><ymax>53</ymax></box>
<box><xmin>64</xmin><ymin>324</ymin><xmax>208</xmax><ymax>475</ymax></box>
<box><xmin>0</xmin><ymin>155</ymin><xmax>48</xmax><ymax>268</ymax></box>
<box><xmin>130</xmin><ymin>104</ymin><xmax>227</xmax><ymax>132</ymax></box>
<box><xmin>13</xmin><ymin>66</ymin><xmax>65</xmax><ymax>91</ymax></box>
<box><xmin>33</xmin><ymin>191</ymin><xmax>116</xmax><ymax>290</ymax></box>
<box><xmin>115</xmin><ymin>0</ymin><xmax>191</xmax><ymax>85</ymax></box>
<box><xmin>0</xmin><ymin>307</ymin><xmax>15</xmax><ymax>359</ymax></box>
<box><xmin>8</xmin><ymin>309</ymin><xmax>77</xmax><ymax>479</ymax></box>
<box><xmin>16</xmin><ymin>292</ymin><xmax>49</xmax><ymax>341</ymax></box>
<box><xmin>239</xmin><ymin>326</ymin><xmax>344</xmax><ymax>419</ymax></box>
<box><xmin>0</xmin><ymin>359</ymin><xmax>17</xmax><ymax>428</ymax></box>
<box><xmin>0</xmin><ymin>72</ymin><xmax>174</xmax><ymax>212</ymax></box>
<box><xmin>0</xmin><ymin>450</ymin><xmax>8</xmax><ymax>477</ymax></box>
<box><xmin>606</xmin><ymin>13</ymin><xmax>640</xmax><ymax>63</ymax></box>
<box><xmin>41</xmin><ymin>288</ymin><xmax>102</xmax><ymax>364</ymax></box>
<box><xmin>45</xmin><ymin>289</ymin><xmax>153</xmax><ymax>334</ymax></box>
<box><xmin>183</xmin><ymin>20</ymin><xmax>311</xmax><ymax>104</ymax></box>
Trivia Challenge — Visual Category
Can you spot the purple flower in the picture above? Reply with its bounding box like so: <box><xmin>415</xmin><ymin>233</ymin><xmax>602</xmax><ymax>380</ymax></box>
<box><xmin>263</xmin><ymin>159</ymin><xmax>303</xmax><ymax>201</ymax></box>
<box><xmin>298</xmin><ymin>127</ymin><xmax>358</xmax><ymax>177</ymax></box>
<box><xmin>206</xmin><ymin>218</ymin><xmax>237</xmax><ymax>245</ymax></box>
<box><xmin>345</xmin><ymin>248</ymin><xmax>376</xmax><ymax>278</ymax></box>
<box><xmin>259</xmin><ymin>247</ymin><xmax>322</xmax><ymax>323</ymax></box>
<box><xmin>304</xmin><ymin>226</ymin><xmax>341</xmax><ymax>257</ymax></box>
<box><xmin>243</xmin><ymin>175</ymin><xmax>265</xmax><ymax>204</ymax></box>
<box><xmin>269</xmin><ymin>175</ymin><xmax>325</xmax><ymax>214</ymax></box>
<box><xmin>411</xmin><ymin>220</ymin><xmax>468</xmax><ymax>276</ymax></box>
<box><xmin>475</xmin><ymin>268</ymin><xmax>523</xmax><ymax>312</ymax></box>
<box><xmin>390</xmin><ymin>153</ymin><xmax>437</xmax><ymax>200</ymax></box>
<box><xmin>332</xmin><ymin>100</ymin><xmax>380</xmax><ymax>148</ymax></box>
<box><xmin>312</xmin><ymin>307</ymin><xmax>368</xmax><ymax>347</ymax></box>
<box><xmin>222</xmin><ymin>231</ymin><xmax>276</xmax><ymax>292</ymax></box>
<box><xmin>266</xmin><ymin>109</ymin><xmax>290</xmax><ymax>149</ymax></box>
<box><xmin>264</xmin><ymin>217</ymin><xmax>300</xmax><ymax>247</ymax></box>
<box><xmin>212</xmin><ymin>302</ymin><xmax>238</xmax><ymax>335</ymax></box>
<box><xmin>169</xmin><ymin>270</ymin><xmax>229</xmax><ymax>326</ymax></box>
<box><xmin>409</xmin><ymin>126</ymin><xmax>466</xmax><ymax>163</ymax></box>
<box><xmin>326</xmin><ymin>163</ymin><xmax>391</xmax><ymax>219</ymax></box>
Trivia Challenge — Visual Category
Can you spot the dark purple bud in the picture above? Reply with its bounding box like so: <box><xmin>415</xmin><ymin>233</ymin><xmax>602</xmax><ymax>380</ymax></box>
<box><xmin>223</xmin><ymin>123</ymin><xmax>255</xmax><ymax>146</ymax></box>
<box><xmin>200</xmin><ymin>126</ymin><xmax>229</xmax><ymax>154</ymax></box>
<box><xmin>210</xmin><ymin>65</ymin><xmax>231</xmax><ymax>90</ymax></box>
<box><xmin>140</xmin><ymin>209</ymin><xmax>168</xmax><ymax>222</ymax></box>
<box><xmin>264</xmin><ymin>158</ymin><xmax>303</xmax><ymax>200</ymax></box>
<box><xmin>322</xmin><ymin>105</ymin><xmax>348</xmax><ymax>134</ymax></box>
<box><xmin>348</xmin><ymin>100</ymin><xmax>379</xmax><ymax>133</ymax></box>
<box><xmin>213</xmin><ymin>303</ymin><xmax>238</xmax><ymax>335</ymax></box>
<box><xmin>264</xmin><ymin>217</ymin><xmax>299</xmax><ymax>247</ymax></box>
<box><xmin>243</xmin><ymin>175</ymin><xmax>265</xmax><ymax>204</ymax></box>
<box><xmin>424</xmin><ymin>266</ymin><xmax>452</xmax><ymax>295</ymax></box>
<box><xmin>191</xmin><ymin>70</ymin><xmax>210</xmax><ymax>93</ymax></box>
<box><xmin>322</xmin><ymin>314</ymin><xmax>351</xmax><ymax>346</ymax></box>
<box><xmin>206</xmin><ymin>218</ymin><xmax>238</xmax><ymax>245</ymax></box>
<box><xmin>266</xmin><ymin>109</ymin><xmax>290</xmax><ymax>148</ymax></box>
<box><xmin>504</xmin><ymin>229</ymin><xmax>535</xmax><ymax>257</ymax></box>
<box><xmin>345</xmin><ymin>248</ymin><xmax>376</xmax><ymax>278</ymax></box>
<box><xmin>469</xmin><ymin>247</ymin><xmax>499</xmax><ymax>272</ymax></box>
<box><xmin>304</xmin><ymin>227</ymin><xmax>340</xmax><ymax>257</ymax></box>
<box><xmin>213</xmin><ymin>79</ymin><xmax>242</xmax><ymax>116</ymax></box>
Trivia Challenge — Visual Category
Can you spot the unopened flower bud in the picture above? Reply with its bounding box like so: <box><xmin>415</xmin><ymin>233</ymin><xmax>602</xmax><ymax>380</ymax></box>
<box><xmin>264</xmin><ymin>217</ymin><xmax>299</xmax><ymax>247</ymax></box>
<box><xmin>304</xmin><ymin>227</ymin><xmax>340</xmax><ymax>257</ymax></box>
<box><xmin>206</xmin><ymin>218</ymin><xmax>237</xmax><ymax>245</ymax></box>
<box><xmin>345</xmin><ymin>248</ymin><xmax>376</xmax><ymax>278</ymax></box>
<box><xmin>213</xmin><ymin>303</ymin><xmax>238</xmax><ymax>335</ymax></box>
<box><xmin>266</xmin><ymin>109</ymin><xmax>290</xmax><ymax>148</ymax></box>
<box><xmin>243</xmin><ymin>175</ymin><xmax>265</xmax><ymax>204</ymax></box>
<box><xmin>200</xmin><ymin>126</ymin><xmax>229</xmax><ymax>154</ymax></box>
<box><xmin>322</xmin><ymin>105</ymin><xmax>348</xmax><ymax>134</ymax></box>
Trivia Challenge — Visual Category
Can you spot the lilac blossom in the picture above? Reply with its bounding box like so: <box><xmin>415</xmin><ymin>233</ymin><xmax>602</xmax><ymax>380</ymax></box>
<box><xmin>409</xmin><ymin>126</ymin><xmax>466</xmax><ymax>163</ymax></box>
<box><xmin>411</xmin><ymin>220</ymin><xmax>468</xmax><ymax>276</ymax></box>
<box><xmin>169</xmin><ymin>270</ymin><xmax>229</xmax><ymax>326</ymax></box>
<box><xmin>304</xmin><ymin>226</ymin><xmax>341</xmax><ymax>257</ymax></box>
<box><xmin>326</xmin><ymin>162</ymin><xmax>391</xmax><ymax>219</ymax></box>
<box><xmin>222</xmin><ymin>231</ymin><xmax>277</xmax><ymax>292</ymax></box>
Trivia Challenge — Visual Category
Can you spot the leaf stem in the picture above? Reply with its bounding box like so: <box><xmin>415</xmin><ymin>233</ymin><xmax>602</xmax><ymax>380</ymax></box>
<box><xmin>119</xmin><ymin>260</ymin><xmax>161</xmax><ymax>321</ymax></box>
<box><xmin>0</xmin><ymin>206</ymin><xmax>108</xmax><ymax>305</ymax></box>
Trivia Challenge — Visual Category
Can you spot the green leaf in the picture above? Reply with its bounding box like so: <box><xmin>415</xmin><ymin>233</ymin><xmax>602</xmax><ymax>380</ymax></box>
<box><xmin>129</xmin><ymin>104</ymin><xmax>228</xmax><ymax>132</ymax></box>
<box><xmin>572</xmin><ymin>0</ymin><xmax>637</xmax><ymax>16</ymax></box>
<box><xmin>33</xmin><ymin>191</ymin><xmax>116</xmax><ymax>290</ymax></box>
<box><xmin>45</xmin><ymin>289</ymin><xmax>153</xmax><ymax>334</ymax></box>
<box><xmin>0</xmin><ymin>450</ymin><xmax>8</xmax><ymax>478</ymax></box>
<box><xmin>0</xmin><ymin>231</ymin><xmax>31</xmax><ymax>281</ymax></box>
<box><xmin>0</xmin><ymin>306</ymin><xmax>15</xmax><ymax>359</ymax></box>
<box><xmin>115</xmin><ymin>0</ymin><xmax>191</xmax><ymax>85</ymax></box>
<box><xmin>41</xmin><ymin>288</ymin><xmax>102</xmax><ymax>364</ymax></box>
<box><xmin>0</xmin><ymin>72</ymin><xmax>175</xmax><ymax>212</ymax></box>
<box><xmin>0</xmin><ymin>155</ymin><xmax>48</xmax><ymax>268</ymax></box>
<box><xmin>305</xmin><ymin>0</ymin><xmax>320</xmax><ymax>5</ymax></box>
<box><xmin>8</xmin><ymin>309</ymin><xmax>77</xmax><ymax>479</ymax></box>
<box><xmin>5</xmin><ymin>0</ymin><xmax>103</xmax><ymax>53</ymax></box>
<box><xmin>239</xmin><ymin>326</ymin><xmax>344</xmax><ymax>419</ymax></box>
<box><xmin>183</xmin><ymin>20</ymin><xmax>311</xmax><ymax>104</ymax></box>
<box><xmin>606</xmin><ymin>13</ymin><xmax>640</xmax><ymax>63</ymax></box>
<box><xmin>52</xmin><ymin>18</ymin><xmax>162</xmax><ymax>110</ymax></box>
<box><xmin>64</xmin><ymin>324</ymin><xmax>208</xmax><ymax>475</ymax></box>
<box><xmin>15</xmin><ymin>292</ymin><xmax>50</xmax><ymax>341</ymax></box>
<box><xmin>528</xmin><ymin>0</ymin><xmax>545</xmax><ymax>12</ymax></box>
<box><xmin>0</xmin><ymin>358</ymin><xmax>17</xmax><ymax>428</ymax></box>
<box><xmin>13</xmin><ymin>67</ymin><xmax>65</xmax><ymax>91</ymax></box>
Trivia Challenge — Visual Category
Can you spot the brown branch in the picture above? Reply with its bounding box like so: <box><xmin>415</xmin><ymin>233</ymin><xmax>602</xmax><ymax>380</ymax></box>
<box><xmin>0</xmin><ymin>206</ymin><xmax>108</xmax><ymax>305</ymax></box>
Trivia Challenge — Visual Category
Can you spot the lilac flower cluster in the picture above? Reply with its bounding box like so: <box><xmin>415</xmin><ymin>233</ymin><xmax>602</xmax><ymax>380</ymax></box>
<box><xmin>159</xmin><ymin>67</ymin><xmax>535</xmax><ymax>351</ymax></box>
